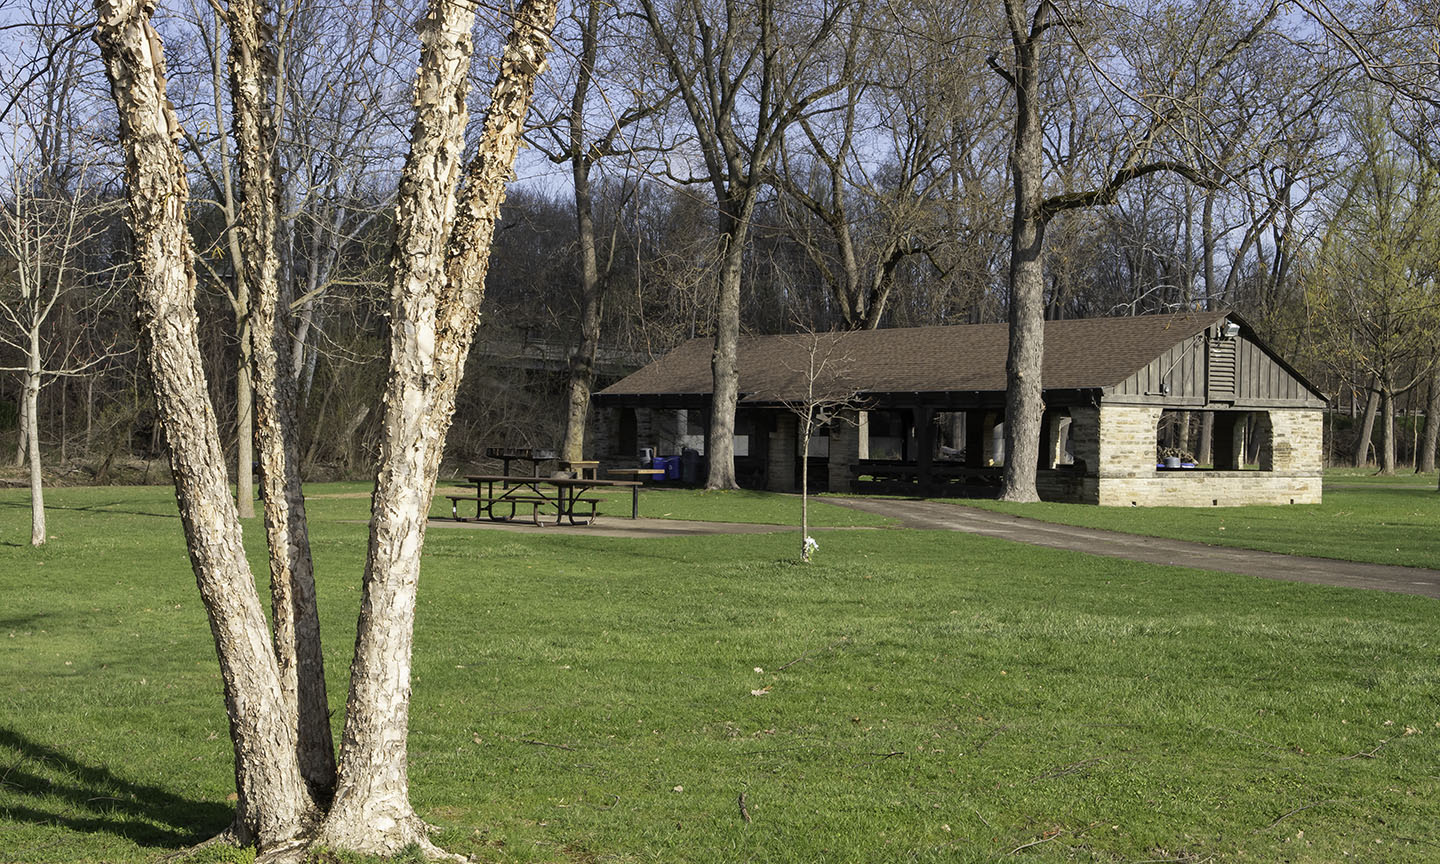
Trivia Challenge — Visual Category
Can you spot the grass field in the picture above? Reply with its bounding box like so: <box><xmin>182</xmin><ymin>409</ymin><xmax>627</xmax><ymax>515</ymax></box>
<box><xmin>2</xmin><ymin>483</ymin><xmax>1438</xmax><ymax>863</ymax></box>
<box><xmin>960</xmin><ymin>471</ymin><xmax>1440</xmax><ymax>570</ymax></box>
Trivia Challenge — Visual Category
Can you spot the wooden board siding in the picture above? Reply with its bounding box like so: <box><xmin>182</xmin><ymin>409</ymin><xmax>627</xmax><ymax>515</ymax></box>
<box><xmin>1234</xmin><ymin>336</ymin><xmax>1305</xmax><ymax>402</ymax></box>
<box><xmin>1110</xmin><ymin>332</ymin><xmax>1322</xmax><ymax>407</ymax></box>
<box><xmin>1112</xmin><ymin>337</ymin><xmax>1208</xmax><ymax>398</ymax></box>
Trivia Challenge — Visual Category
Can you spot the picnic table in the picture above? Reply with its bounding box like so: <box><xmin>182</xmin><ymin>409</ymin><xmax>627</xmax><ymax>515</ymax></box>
<box><xmin>449</xmin><ymin>474</ymin><xmax>641</xmax><ymax>525</ymax></box>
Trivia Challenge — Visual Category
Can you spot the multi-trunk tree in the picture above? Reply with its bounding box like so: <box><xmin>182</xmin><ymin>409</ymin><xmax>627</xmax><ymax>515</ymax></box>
<box><xmin>93</xmin><ymin>0</ymin><xmax>558</xmax><ymax>858</ymax></box>
<box><xmin>529</xmin><ymin>0</ymin><xmax>672</xmax><ymax>464</ymax></box>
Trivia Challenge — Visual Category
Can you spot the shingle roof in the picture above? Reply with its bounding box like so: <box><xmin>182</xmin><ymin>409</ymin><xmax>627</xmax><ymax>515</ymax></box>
<box><xmin>598</xmin><ymin>312</ymin><xmax>1228</xmax><ymax>402</ymax></box>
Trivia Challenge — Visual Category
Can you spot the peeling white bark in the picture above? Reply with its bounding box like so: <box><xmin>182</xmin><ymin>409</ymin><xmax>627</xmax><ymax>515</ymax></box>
<box><xmin>225</xmin><ymin>0</ymin><xmax>336</xmax><ymax>797</ymax></box>
<box><xmin>92</xmin><ymin>0</ymin><xmax>316</xmax><ymax>844</ymax></box>
<box><xmin>317</xmin><ymin>0</ymin><xmax>558</xmax><ymax>855</ymax></box>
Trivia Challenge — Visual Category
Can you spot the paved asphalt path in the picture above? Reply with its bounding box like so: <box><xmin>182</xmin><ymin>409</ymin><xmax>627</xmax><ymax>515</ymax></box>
<box><xmin>831</xmin><ymin>497</ymin><xmax>1440</xmax><ymax>600</ymax></box>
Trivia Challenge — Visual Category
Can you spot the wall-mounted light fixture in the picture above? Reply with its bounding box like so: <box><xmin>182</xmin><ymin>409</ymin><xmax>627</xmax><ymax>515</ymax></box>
<box><xmin>1220</xmin><ymin>321</ymin><xmax>1241</xmax><ymax>338</ymax></box>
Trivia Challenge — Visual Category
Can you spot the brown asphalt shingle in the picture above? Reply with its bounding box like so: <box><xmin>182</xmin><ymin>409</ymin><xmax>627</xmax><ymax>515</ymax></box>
<box><xmin>599</xmin><ymin>312</ymin><xmax>1225</xmax><ymax>401</ymax></box>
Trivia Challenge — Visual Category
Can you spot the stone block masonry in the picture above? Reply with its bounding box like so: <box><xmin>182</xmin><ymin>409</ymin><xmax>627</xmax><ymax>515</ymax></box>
<box><xmin>1077</xmin><ymin>405</ymin><xmax>1323</xmax><ymax>506</ymax></box>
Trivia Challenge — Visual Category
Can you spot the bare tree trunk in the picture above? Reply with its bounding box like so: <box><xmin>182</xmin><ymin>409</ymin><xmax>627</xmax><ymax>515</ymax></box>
<box><xmin>85</xmin><ymin>374</ymin><xmax>95</xmax><ymax>454</ymax></box>
<box><xmin>226</xmin><ymin>0</ymin><xmax>336</xmax><ymax>797</ymax></box>
<box><xmin>1380</xmin><ymin>384</ymin><xmax>1396</xmax><ymax>475</ymax></box>
<box><xmin>1420</xmin><ymin>365</ymin><xmax>1438</xmax><ymax>473</ymax></box>
<box><xmin>24</xmin><ymin>361</ymin><xmax>44</xmax><ymax>546</ymax></box>
<box><xmin>1355</xmin><ymin>382</ymin><xmax>1378</xmax><ymax>467</ymax></box>
<box><xmin>707</xmin><ymin>219</ymin><xmax>744</xmax><ymax>490</ymax></box>
<box><xmin>999</xmin><ymin>0</ymin><xmax>1048</xmax><ymax>503</ymax></box>
<box><xmin>316</xmin><ymin>0</ymin><xmax>557</xmax><ymax>854</ymax></box>
<box><xmin>93</xmin><ymin>0</ymin><xmax>316</xmax><ymax>845</ymax></box>
<box><xmin>14</xmin><ymin>384</ymin><xmax>27</xmax><ymax>467</ymax></box>
<box><xmin>560</xmin><ymin>158</ymin><xmax>601</xmax><ymax>463</ymax></box>
<box><xmin>800</xmin><ymin>409</ymin><xmax>811</xmax><ymax>562</ymax></box>
<box><xmin>1197</xmin><ymin>412</ymin><xmax>1213</xmax><ymax>465</ymax></box>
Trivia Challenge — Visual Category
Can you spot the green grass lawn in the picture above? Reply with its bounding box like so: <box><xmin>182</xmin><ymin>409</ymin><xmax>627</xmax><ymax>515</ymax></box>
<box><xmin>958</xmin><ymin>472</ymin><xmax>1440</xmax><ymax>570</ymax></box>
<box><xmin>1</xmin><ymin>484</ymin><xmax>1438</xmax><ymax>863</ymax></box>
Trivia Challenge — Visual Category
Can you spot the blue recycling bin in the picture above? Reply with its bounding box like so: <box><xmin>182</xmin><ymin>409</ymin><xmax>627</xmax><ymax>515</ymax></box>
<box><xmin>656</xmin><ymin>456</ymin><xmax>681</xmax><ymax>480</ymax></box>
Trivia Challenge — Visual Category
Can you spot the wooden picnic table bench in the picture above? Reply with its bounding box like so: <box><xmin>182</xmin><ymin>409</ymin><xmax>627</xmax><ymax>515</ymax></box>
<box><xmin>455</xmin><ymin>474</ymin><xmax>641</xmax><ymax>526</ymax></box>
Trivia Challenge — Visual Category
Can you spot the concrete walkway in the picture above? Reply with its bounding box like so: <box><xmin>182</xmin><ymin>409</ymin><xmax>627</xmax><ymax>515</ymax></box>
<box><xmin>831</xmin><ymin>497</ymin><xmax>1440</xmax><ymax>600</ymax></box>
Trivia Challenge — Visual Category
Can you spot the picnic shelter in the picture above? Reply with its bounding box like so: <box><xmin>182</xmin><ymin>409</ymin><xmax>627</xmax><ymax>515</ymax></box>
<box><xmin>590</xmin><ymin>312</ymin><xmax>1327</xmax><ymax>506</ymax></box>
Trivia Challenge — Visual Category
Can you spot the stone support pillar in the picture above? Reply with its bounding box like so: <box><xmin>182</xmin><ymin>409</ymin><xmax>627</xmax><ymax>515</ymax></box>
<box><xmin>767</xmin><ymin>413</ymin><xmax>797</xmax><ymax>492</ymax></box>
<box><xmin>827</xmin><ymin>409</ymin><xmax>861</xmax><ymax>494</ymax></box>
<box><xmin>1254</xmin><ymin>411</ymin><xmax>1276</xmax><ymax>470</ymax></box>
<box><xmin>1097</xmin><ymin>405</ymin><xmax>1163</xmax><ymax>477</ymax></box>
<box><xmin>1068</xmin><ymin>406</ymin><xmax>1099</xmax><ymax>474</ymax></box>
<box><xmin>1265</xmin><ymin>410</ymin><xmax>1322</xmax><ymax>473</ymax></box>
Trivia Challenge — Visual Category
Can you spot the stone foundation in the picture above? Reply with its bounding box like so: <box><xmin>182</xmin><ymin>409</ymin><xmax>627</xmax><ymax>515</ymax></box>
<box><xmin>1095</xmin><ymin>473</ymin><xmax>1321</xmax><ymax>507</ymax></box>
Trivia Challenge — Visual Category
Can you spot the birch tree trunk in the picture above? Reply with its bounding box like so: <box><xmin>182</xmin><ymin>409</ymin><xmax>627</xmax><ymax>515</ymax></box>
<box><xmin>316</xmin><ymin>0</ymin><xmax>557</xmax><ymax>853</ymax></box>
<box><xmin>92</xmin><ymin>0</ymin><xmax>317</xmax><ymax>845</ymax></box>
<box><xmin>226</xmin><ymin>0</ymin><xmax>336</xmax><ymax>796</ymax></box>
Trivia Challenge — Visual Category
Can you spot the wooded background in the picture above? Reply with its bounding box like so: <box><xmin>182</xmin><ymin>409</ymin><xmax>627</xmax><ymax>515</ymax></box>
<box><xmin>3</xmin><ymin>0</ymin><xmax>1437</xmax><ymax>488</ymax></box>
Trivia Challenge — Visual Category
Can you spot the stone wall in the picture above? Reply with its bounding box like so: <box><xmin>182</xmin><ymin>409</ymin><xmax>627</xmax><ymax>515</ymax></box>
<box><xmin>1095</xmin><ymin>472</ymin><xmax>1321</xmax><ymax>507</ymax></box>
<box><xmin>1082</xmin><ymin>406</ymin><xmax>1322</xmax><ymax>506</ymax></box>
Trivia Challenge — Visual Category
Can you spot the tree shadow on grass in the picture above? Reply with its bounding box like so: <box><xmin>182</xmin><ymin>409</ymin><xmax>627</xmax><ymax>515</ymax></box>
<box><xmin>0</xmin><ymin>499</ymin><xmax>181</xmax><ymax>520</ymax></box>
<box><xmin>0</xmin><ymin>726</ymin><xmax>232</xmax><ymax>851</ymax></box>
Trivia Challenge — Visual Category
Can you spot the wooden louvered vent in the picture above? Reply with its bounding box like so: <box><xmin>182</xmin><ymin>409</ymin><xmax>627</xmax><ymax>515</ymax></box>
<box><xmin>1209</xmin><ymin>339</ymin><xmax>1237</xmax><ymax>399</ymax></box>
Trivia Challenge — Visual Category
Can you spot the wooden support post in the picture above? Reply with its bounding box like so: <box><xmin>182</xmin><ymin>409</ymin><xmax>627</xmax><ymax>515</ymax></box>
<box><xmin>916</xmin><ymin>407</ymin><xmax>936</xmax><ymax>495</ymax></box>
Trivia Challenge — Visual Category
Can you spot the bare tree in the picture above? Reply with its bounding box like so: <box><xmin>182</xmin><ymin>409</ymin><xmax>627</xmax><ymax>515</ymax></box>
<box><xmin>771</xmin><ymin>0</ymin><xmax>997</xmax><ymax>331</ymax></box>
<box><xmin>991</xmin><ymin>0</ymin><xmax>1281</xmax><ymax>501</ymax></box>
<box><xmin>529</xmin><ymin>0</ymin><xmax>672</xmax><ymax>462</ymax></box>
<box><xmin>0</xmin><ymin>151</ymin><xmax>121</xmax><ymax>545</ymax></box>
<box><xmin>773</xmin><ymin>329</ymin><xmax>861</xmax><ymax>561</ymax></box>
<box><xmin>92</xmin><ymin>0</ymin><xmax>559</xmax><ymax>858</ymax></box>
<box><xmin>637</xmin><ymin>0</ymin><xmax>857</xmax><ymax>488</ymax></box>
